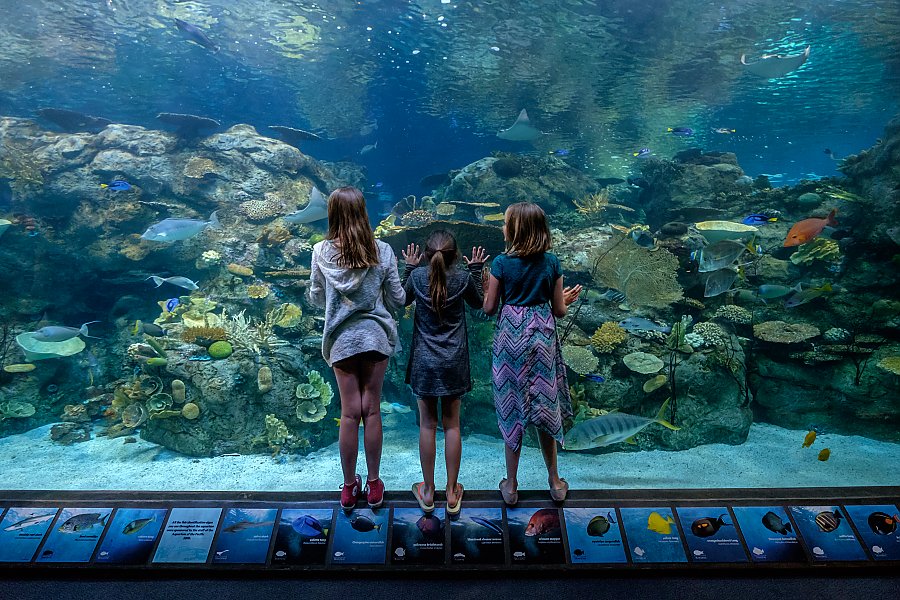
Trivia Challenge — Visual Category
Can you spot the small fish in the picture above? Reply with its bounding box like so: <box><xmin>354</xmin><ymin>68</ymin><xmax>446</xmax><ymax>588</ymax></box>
<box><xmin>289</xmin><ymin>515</ymin><xmax>324</xmax><ymax>537</ymax></box>
<box><xmin>133</xmin><ymin>320</ymin><xmax>167</xmax><ymax>337</ymax></box>
<box><xmin>695</xmin><ymin>239</ymin><xmax>747</xmax><ymax>273</ymax></box>
<box><xmin>141</xmin><ymin>211</ymin><xmax>220</xmax><ymax>243</ymax></box>
<box><xmin>824</xmin><ymin>148</ymin><xmax>839</xmax><ymax>160</ymax></box>
<box><xmin>815</xmin><ymin>509</ymin><xmax>841</xmax><ymax>532</ymax></box>
<box><xmin>704</xmin><ymin>267</ymin><xmax>738</xmax><ymax>297</ymax></box>
<box><xmin>359</xmin><ymin>141</ymin><xmax>378</xmax><ymax>156</ymax></box>
<box><xmin>783</xmin><ymin>283</ymin><xmax>832</xmax><ymax>308</ymax></box>
<box><xmin>802</xmin><ymin>430</ymin><xmax>817</xmax><ymax>448</ymax></box>
<box><xmin>471</xmin><ymin>516</ymin><xmax>503</xmax><ymax>536</ymax></box>
<box><xmin>762</xmin><ymin>511</ymin><xmax>792</xmax><ymax>535</ymax></box>
<box><xmin>783</xmin><ymin>209</ymin><xmax>838</xmax><ymax>247</ymax></box>
<box><xmin>3</xmin><ymin>513</ymin><xmax>56</xmax><ymax>531</ymax></box>
<box><xmin>525</xmin><ymin>509</ymin><xmax>560</xmax><ymax>537</ymax></box>
<box><xmin>31</xmin><ymin>321</ymin><xmax>101</xmax><ymax>342</ymax></box>
<box><xmin>667</xmin><ymin>127</ymin><xmax>693</xmax><ymax>136</ymax></box>
<box><xmin>123</xmin><ymin>516</ymin><xmax>155</xmax><ymax>535</ymax></box>
<box><xmin>618</xmin><ymin>317</ymin><xmax>670</xmax><ymax>333</ymax></box>
<box><xmin>741</xmin><ymin>214</ymin><xmax>778</xmax><ymax>225</ymax></box>
<box><xmin>818</xmin><ymin>448</ymin><xmax>831</xmax><ymax>462</ymax></box>
<box><xmin>867</xmin><ymin>512</ymin><xmax>899</xmax><ymax>535</ymax></box>
<box><xmin>350</xmin><ymin>515</ymin><xmax>381</xmax><ymax>533</ymax></box>
<box><xmin>223</xmin><ymin>520</ymin><xmax>275</xmax><ymax>533</ymax></box>
<box><xmin>647</xmin><ymin>511</ymin><xmax>676</xmax><ymax>535</ymax></box>
<box><xmin>587</xmin><ymin>512</ymin><xmax>616</xmax><ymax>537</ymax></box>
<box><xmin>188</xmin><ymin>355</ymin><xmax>213</xmax><ymax>361</ymax></box>
<box><xmin>165</xmin><ymin>298</ymin><xmax>180</xmax><ymax>312</ymax></box>
<box><xmin>147</xmin><ymin>275</ymin><xmax>199</xmax><ymax>290</ymax></box>
<box><xmin>690</xmin><ymin>514</ymin><xmax>731</xmax><ymax>538</ymax></box>
<box><xmin>549</xmin><ymin>149</ymin><xmax>570</xmax><ymax>156</ymax></box>
<box><xmin>416</xmin><ymin>514</ymin><xmax>443</xmax><ymax>537</ymax></box>
<box><xmin>582</xmin><ymin>374</ymin><xmax>605</xmax><ymax>383</ymax></box>
<box><xmin>374</xmin><ymin>182</ymin><xmax>384</xmax><ymax>188</ymax></box>
<box><xmin>713</xmin><ymin>128</ymin><xmax>736</xmax><ymax>134</ymax></box>
<box><xmin>58</xmin><ymin>512</ymin><xmax>109</xmax><ymax>533</ymax></box>
<box><xmin>633</xmin><ymin>147</ymin><xmax>652</xmax><ymax>158</ymax></box>
<box><xmin>100</xmin><ymin>179</ymin><xmax>132</xmax><ymax>192</ymax></box>
<box><xmin>174</xmin><ymin>18</ymin><xmax>219</xmax><ymax>52</ymax></box>
<box><xmin>631</xmin><ymin>229</ymin><xmax>656</xmax><ymax>249</ymax></box>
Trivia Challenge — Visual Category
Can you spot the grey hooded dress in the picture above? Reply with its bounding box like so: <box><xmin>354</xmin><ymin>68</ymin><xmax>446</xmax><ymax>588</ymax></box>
<box><xmin>402</xmin><ymin>262</ymin><xmax>484</xmax><ymax>397</ymax></box>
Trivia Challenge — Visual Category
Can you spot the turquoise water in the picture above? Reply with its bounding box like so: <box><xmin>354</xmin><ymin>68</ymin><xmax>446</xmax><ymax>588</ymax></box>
<box><xmin>0</xmin><ymin>0</ymin><xmax>898</xmax><ymax>492</ymax></box>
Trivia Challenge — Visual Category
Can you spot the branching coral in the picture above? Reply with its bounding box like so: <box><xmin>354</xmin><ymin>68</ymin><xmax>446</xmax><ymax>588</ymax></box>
<box><xmin>573</xmin><ymin>189</ymin><xmax>634</xmax><ymax>217</ymax></box>
<box><xmin>590</xmin><ymin>322</ymin><xmax>628</xmax><ymax>353</ymax></box>
<box><xmin>790</xmin><ymin>237</ymin><xmax>841</xmax><ymax>265</ymax></box>
<box><xmin>220</xmin><ymin>308</ymin><xmax>289</xmax><ymax>355</ymax></box>
<box><xmin>590</xmin><ymin>234</ymin><xmax>683</xmax><ymax>308</ymax></box>
<box><xmin>181</xmin><ymin>326</ymin><xmax>227</xmax><ymax>346</ymax></box>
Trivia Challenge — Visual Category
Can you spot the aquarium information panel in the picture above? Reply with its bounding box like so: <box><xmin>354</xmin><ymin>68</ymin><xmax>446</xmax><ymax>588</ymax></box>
<box><xmin>0</xmin><ymin>501</ymin><xmax>897</xmax><ymax>569</ymax></box>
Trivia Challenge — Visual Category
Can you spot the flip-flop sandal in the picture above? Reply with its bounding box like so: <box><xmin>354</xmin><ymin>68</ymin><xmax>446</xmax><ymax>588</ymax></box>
<box><xmin>412</xmin><ymin>482</ymin><xmax>435</xmax><ymax>513</ymax></box>
<box><xmin>499</xmin><ymin>478</ymin><xmax>518</xmax><ymax>506</ymax></box>
<box><xmin>549</xmin><ymin>478</ymin><xmax>569</xmax><ymax>503</ymax></box>
<box><xmin>446</xmin><ymin>484</ymin><xmax>464</xmax><ymax>515</ymax></box>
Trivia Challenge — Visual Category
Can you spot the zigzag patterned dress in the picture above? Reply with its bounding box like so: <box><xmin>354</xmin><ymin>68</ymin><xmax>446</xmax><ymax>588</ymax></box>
<box><xmin>491</xmin><ymin>253</ymin><xmax>572</xmax><ymax>451</ymax></box>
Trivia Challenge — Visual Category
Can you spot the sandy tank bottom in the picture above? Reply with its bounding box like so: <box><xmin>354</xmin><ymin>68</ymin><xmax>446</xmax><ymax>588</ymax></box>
<box><xmin>0</xmin><ymin>415</ymin><xmax>897</xmax><ymax>492</ymax></box>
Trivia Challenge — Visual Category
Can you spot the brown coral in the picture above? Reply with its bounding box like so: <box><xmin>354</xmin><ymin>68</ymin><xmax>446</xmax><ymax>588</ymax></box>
<box><xmin>226</xmin><ymin>263</ymin><xmax>254</xmax><ymax>277</ymax></box>
<box><xmin>753</xmin><ymin>321</ymin><xmax>820</xmax><ymax>344</ymax></box>
<box><xmin>590</xmin><ymin>234</ymin><xmax>683</xmax><ymax>308</ymax></box>
<box><xmin>256</xmin><ymin>225</ymin><xmax>293</xmax><ymax>247</ymax></box>
<box><xmin>181</xmin><ymin>326</ymin><xmax>228</xmax><ymax>346</ymax></box>
<box><xmin>247</xmin><ymin>284</ymin><xmax>271</xmax><ymax>299</ymax></box>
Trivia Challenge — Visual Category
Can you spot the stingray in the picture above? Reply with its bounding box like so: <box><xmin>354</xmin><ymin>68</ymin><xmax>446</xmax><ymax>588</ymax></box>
<box><xmin>741</xmin><ymin>46</ymin><xmax>810</xmax><ymax>78</ymax></box>
<box><xmin>157</xmin><ymin>112</ymin><xmax>221</xmax><ymax>137</ymax></box>
<box><xmin>497</xmin><ymin>109</ymin><xmax>544</xmax><ymax>141</ymax></box>
<box><xmin>284</xmin><ymin>186</ymin><xmax>328</xmax><ymax>224</ymax></box>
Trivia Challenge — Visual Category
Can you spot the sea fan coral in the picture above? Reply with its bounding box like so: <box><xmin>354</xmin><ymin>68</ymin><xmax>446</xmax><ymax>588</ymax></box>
<box><xmin>590</xmin><ymin>234</ymin><xmax>683</xmax><ymax>308</ymax></box>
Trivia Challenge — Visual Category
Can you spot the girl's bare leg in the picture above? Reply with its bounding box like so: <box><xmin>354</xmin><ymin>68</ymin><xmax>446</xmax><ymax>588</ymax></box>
<box><xmin>441</xmin><ymin>397</ymin><xmax>462</xmax><ymax>505</ymax></box>
<box><xmin>417</xmin><ymin>396</ymin><xmax>439</xmax><ymax>506</ymax></box>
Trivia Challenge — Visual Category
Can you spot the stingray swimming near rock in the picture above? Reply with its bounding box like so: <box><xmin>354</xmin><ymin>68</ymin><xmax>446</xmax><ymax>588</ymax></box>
<box><xmin>37</xmin><ymin>108</ymin><xmax>111</xmax><ymax>133</ymax></box>
<box><xmin>283</xmin><ymin>187</ymin><xmax>328</xmax><ymax>224</ymax></box>
<box><xmin>269</xmin><ymin>126</ymin><xmax>324</xmax><ymax>147</ymax></box>
<box><xmin>741</xmin><ymin>46</ymin><xmax>810</xmax><ymax>78</ymax></box>
<box><xmin>497</xmin><ymin>109</ymin><xmax>544</xmax><ymax>141</ymax></box>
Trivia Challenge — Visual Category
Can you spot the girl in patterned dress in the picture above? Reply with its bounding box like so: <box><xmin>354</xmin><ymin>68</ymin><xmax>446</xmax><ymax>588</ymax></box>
<box><xmin>482</xmin><ymin>202</ymin><xmax>582</xmax><ymax>505</ymax></box>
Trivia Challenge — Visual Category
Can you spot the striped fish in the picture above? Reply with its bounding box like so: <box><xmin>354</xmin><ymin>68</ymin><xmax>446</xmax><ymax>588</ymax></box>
<box><xmin>815</xmin><ymin>509</ymin><xmax>842</xmax><ymax>533</ymax></box>
<box><xmin>562</xmin><ymin>399</ymin><xmax>679</xmax><ymax>450</ymax></box>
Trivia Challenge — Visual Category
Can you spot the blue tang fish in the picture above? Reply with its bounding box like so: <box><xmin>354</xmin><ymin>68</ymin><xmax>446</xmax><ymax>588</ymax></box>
<box><xmin>165</xmin><ymin>298</ymin><xmax>180</xmax><ymax>312</ymax></box>
<box><xmin>667</xmin><ymin>127</ymin><xmax>694</xmax><ymax>136</ymax></box>
<box><xmin>742</xmin><ymin>214</ymin><xmax>778</xmax><ymax>226</ymax></box>
<box><xmin>101</xmin><ymin>180</ymin><xmax>131</xmax><ymax>191</ymax></box>
<box><xmin>633</xmin><ymin>147</ymin><xmax>651</xmax><ymax>158</ymax></box>
<box><xmin>289</xmin><ymin>515</ymin><xmax>324</xmax><ymax>537</ymax></box>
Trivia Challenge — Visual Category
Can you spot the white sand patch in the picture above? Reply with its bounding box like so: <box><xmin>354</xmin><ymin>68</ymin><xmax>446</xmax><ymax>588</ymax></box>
<box><xmin>0</xmin><ymin>415</ymin><xmax>897</xmax><ymax>492</ymax></box>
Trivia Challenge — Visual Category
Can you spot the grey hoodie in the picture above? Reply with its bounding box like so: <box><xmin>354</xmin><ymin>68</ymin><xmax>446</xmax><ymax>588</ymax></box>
<box><xmin>308</xmin><ymin>239</ymin><xmax>406</xmax><ymax>366</ymax></box>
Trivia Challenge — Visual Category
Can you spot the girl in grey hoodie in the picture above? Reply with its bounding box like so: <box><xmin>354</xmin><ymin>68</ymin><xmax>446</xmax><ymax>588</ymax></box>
<box><xmin>308</xmin><ymin>187</ymin><xmax>406</xmax><ymax>510</ymax></box>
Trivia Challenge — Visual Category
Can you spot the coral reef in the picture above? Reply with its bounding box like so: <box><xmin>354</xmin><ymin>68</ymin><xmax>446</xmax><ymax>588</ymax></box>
<box><xmin>623</xmin><ymin>352</ymin><xmax>665</xmax><ymax>374</ymax></box>
<box><xmin>208</xmin><ymin>341</ymin><xmax>233</xmax><ymax>359</ymax></box>
<box><xmin>0</xmin><ymin>400</ymin><xmax>36</xmax><ymax>421</ymax></box>
<box><xmin>590</xmin><ymin>235</ymin><xmax>683</xmax><ymax>308</ymax></box>
<box><xmin>692</xmin><ymin>322</ymin><xmax>728</xmax><ymax>347</ymax></box>
<box><xmin>789</xmin><ymin>237</ymin><xmax>841</xmax><ymax>265</ymax></box>
<box><xmin>590</xmin><ymin>322</ymin><xmax>628</xmax><ymax>354</ymax></box>
<box><xmin>181</xmin><ymin>326</ymin><xmax>227</xmax><ymax>346</ymax></box>
<box><xmin>753</xmin><ymin>321</ymin><xmax>820</xmax><ymax>344</ymax></box>
<box><xmin>712</xmin><ymin>305</ymin><xmax>752</xmax><ymax>325</ymax></box>
<box><xmin>561</xmin><ymin>345</ymin><xmax>599</xmax><ymax>375</ymax></box>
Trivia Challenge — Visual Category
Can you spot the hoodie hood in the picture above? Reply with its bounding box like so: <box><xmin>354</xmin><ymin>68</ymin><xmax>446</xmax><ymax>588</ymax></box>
<box><xmin>315</xmin><ymin>240</ymin><xmax>372</xmax><ymax>294</ymax></box>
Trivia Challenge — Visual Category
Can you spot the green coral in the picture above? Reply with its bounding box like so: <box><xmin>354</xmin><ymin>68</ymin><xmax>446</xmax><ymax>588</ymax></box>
<box><xmin>562</xmin><ymin>345</ymin><xmax>599</xmax><ymax>375</ymax></box>
<box><xmin>306</xmin><ymin>370</ymin><xmax>333</xmax><ymax>406</ymax></box>
<box><xmin>790</xmin><ymin>237</ymin><xmax>841</xmax><ymax>265</ymax></box>
<box><xmin>295</xmin><ymin>383</ymin><xmax>320</xmax><ymax>400</ymax></box>
<box><xmin>208</xmin><ymin>341</ymin><xmax>233</xmax><ymax>359</ymax></box>
<box><xmin>590</xmin><ymin>322</ymin><xmax>628</xmax><ymax>353</ymax></box>
<box><xmin>293</xmin><ymin>371</ymin><xmax>333</xmax><ymax>424</ymax></box>
<box><xmin>0</xmin><ymin>400</ymin><xmax>36</xmax><ymax>421</ymax></box>
<box><xmin>265</xmin><ymin>414</ymin><xmax>290</xmax><ymax>447</ymax></box>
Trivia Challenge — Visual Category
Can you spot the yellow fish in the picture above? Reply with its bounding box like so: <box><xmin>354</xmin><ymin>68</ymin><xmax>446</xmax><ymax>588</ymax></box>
<box><xmin>802</xmin><ymin>430</ymin><xmax>816</xmax><ymax>448</ymax></box>
<box><xmin>818</xmin><ymin>448</ymin><xmax>831</xmax><ymax>461</ymax></box>
<box><xmin>647</xmin><ymin>511</ymin><xmax>676</xmax><ymax>535</ymax></box>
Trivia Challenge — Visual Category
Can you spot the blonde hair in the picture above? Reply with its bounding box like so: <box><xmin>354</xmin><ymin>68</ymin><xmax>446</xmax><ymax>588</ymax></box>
<box><xmin>504</xmin><ymin>202</ymin><xmax>552</xmax><ymax>257</ymax></box>
<box><xmin>326</xmin><ymin>186</ymin><xmax>379</xmax><ymax>268</ymax></box>
<box><xmin>423</xmin><ymin>229</ymin><xmax>459</xmax><ymax>321</ymax></box>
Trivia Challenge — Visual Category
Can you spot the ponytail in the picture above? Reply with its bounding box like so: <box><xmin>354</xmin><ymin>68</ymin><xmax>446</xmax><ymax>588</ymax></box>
<box><xmin>429</xmin><ymin>250</ymin><xmax>448</xmax><ymax>321</ymax></box>
<box><xmin>422</xmin><ymin>229</ymin><xmax>459</xmax><ymax>322</ymax></box>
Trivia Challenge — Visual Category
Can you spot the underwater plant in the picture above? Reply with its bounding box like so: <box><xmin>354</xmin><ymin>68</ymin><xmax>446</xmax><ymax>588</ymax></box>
<box><xmin>221</xmin><ymin>308</ymin><xmax>289</xmax><ymax>356</ymax></box>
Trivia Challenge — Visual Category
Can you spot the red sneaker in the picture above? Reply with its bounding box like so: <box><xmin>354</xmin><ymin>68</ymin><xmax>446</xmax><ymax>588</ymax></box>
<box><xmin>340</xmin><ymin>474</ymin><xmax>362</xmax><ymax>511</ymax></box>
<box><xmin>365</xmin><ymin>477</ymin><xmax>385</xmax><ymax>508</ymax></box>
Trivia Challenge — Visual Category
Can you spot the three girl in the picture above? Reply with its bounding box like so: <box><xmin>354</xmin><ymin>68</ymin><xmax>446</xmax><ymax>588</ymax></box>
<box><xmin>312</xmin><ymin>188</ymin><xmax>577</xmax><ymax>510</ymax></box>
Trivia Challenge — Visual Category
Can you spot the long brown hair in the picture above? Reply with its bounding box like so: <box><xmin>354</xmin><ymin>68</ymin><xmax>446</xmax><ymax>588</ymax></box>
<box><xmin>326</xmin><ymin>186</ymin><xmax>379</xmax><ymax>268</ymax></box>
<box><xmin>504</xmin><ymin>201</ymin><xmax>552</xmax><ymax>257</ymax></box>
<box><xmin>423</xmin><ymin>229</ymin><xmax>459</xmax><ymax>321</ymax></box>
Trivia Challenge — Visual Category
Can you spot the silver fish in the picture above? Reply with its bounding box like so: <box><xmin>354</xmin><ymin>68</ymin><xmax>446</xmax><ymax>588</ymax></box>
<box><xmin>704</xmin><ymin>267</ymin><xmax>738</xmax><ymax>297</ymax></box>
<box><xmin>618</xmin><ymin>317</ymin><xmax>671</xmax><ymax>333</ymax></box>
<box><xmin>359</xmin><ymin>141</ymin><xmax>378</xmax><ymax>155</ymax></box>
<box><xmin>696</xmin><ymin>240</ymin><xmax>746</xmax><ymax>273</ymax></box>
<box><xmin>147</xmin><ymin>275</ymin><xmax>199</xmax><ymax>290</ymax></box>
<box><xmin>31</xmin><ymin>321</ymin><xmax>100</xmax><ymax>342</ymax></box>
<box><xmin>58</xmin><ymin>512</ymin><xmax>109</xmax><ymax>533</ymax></box>
<box><xmin>283</xmin><ymin>187</ymin><xmax>328</xmax><ymax>224</ymax></box>
<box><xmin>141</xmin><ymin>211</ymin><xmax>220</xmax><ymax>242</ymax></box>
<box><xmin>223</xmin><ymin>520</ymin><xmax>275</xmax><ymax>533</ymax></box>
<box><xmin>563</xmin><ymin>399</ymin><xmax>679</xmax><ymax>450</ymax></box>
<box><xmin>123</xmin><ymin>516</ymin><xmax>155</xmax><ymax>535</ymax></box>
<box><xmin>3</xmin><ymin>513</ymin><xmax>56</xmax><ymax>531</ymax></box>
